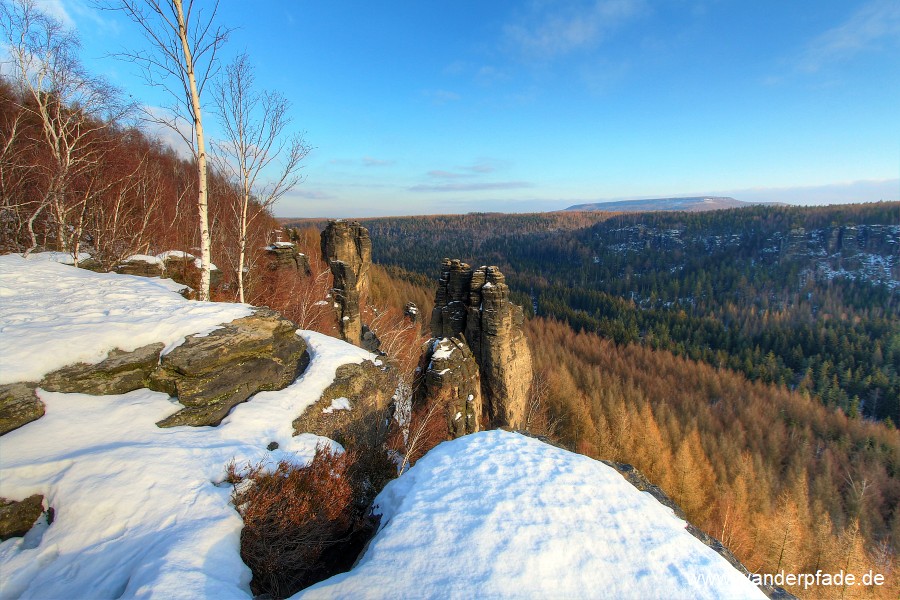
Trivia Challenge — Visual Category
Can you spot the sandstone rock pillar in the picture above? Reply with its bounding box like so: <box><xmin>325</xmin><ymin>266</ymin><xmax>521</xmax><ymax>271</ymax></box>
<box><xmin>428</xmin><ymin>259</ymin><xmax>532</xmax><ymax>429</ymax></box>
<box><xmin>321</xmin><ymin>220</ymin><xmax>372</xmax><ymax>345</ymax></box>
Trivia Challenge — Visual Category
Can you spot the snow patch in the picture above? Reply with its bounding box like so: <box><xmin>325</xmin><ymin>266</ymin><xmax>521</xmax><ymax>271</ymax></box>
<box><xmin>322</xmin><ymin>397</ymin><xmax>352</xmax><ymax>414</ymax></box>
<box><xmin>0</xmin><ymin>331</ymin><xmax>375</xmax><ymax>599</ymax></box>
<box><xmin>0</xmin><ymin>255</ymin><xmax>251</xmax><ymax>385</ymax></box>
<box><xmin>299</xmin><ymin>431</ymin><xmax>765</xmax><ymax>600</ymax></box>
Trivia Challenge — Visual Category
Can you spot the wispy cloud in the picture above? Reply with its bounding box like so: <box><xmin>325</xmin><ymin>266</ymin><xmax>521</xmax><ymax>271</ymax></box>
<box><xmin>329</xmin><ymin>157</ymin><xmax>395</xmax><ymax>168</ymax></box>
<box><xmin>797</xmin><ymin>0</ymin><xmax>900</xmax><ymax>72</ymax></box>
<box><xmin>468</xmin><ymin>160</ymin><xmax>498</xmax><ymax>174</ymax></box>
<box><xmin>504</xmin><ymin>0</ymin><xmax>646</xmax><ymax>61</ymax></box>
<box><xmin>141</xmin><ymin>105</ymin><xmax>193</xmax><ymax>159</ymax></box>
<box><xmin>409</xmin><ymin>181</ymin><xmax>532</xmax><ymax>193</ymax></box>
<box><xmin>41</xmin><ymin>0</ymin><xmax>75</xmax><ymax>29</ymax></box>
<box><xmin>422</xmin><ymin>89</ymin><xmax>461</xmax><ymax>105</ymax></box>
<box><xmin>424</xmin><ymin>159</ymin><xmax>505</xmax><ymax>180</ymax></box>
<box><xmin>59</xmin><ymin>0</ymin><xmax>121</xmax><ymax>34</ymax></box>
<box><xmin>428</xmin><ymin>170</ymin><xmax>468</xmax><ymax>179</ymax></box>
<box><xmin>291</xmin><ymin>189</ymin><xmax>336</xmax><ymax>200</ymax></box>
<box><xmin>726</xmin><ymin>178</ymin><xmax>900</xmax><ymax>205</ymax></box>
<box><xmin>362</xmin><ymin>156</ymin><xmax>394</xmax><ymax>167</ymax></box>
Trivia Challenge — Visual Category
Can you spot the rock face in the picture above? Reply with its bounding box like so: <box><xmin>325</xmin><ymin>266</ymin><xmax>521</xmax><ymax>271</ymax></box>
<box><xmin>0</xmin><ymin>383</ymin><xmax>43</xmax><ymax>436</ymax></box>
<box><xmin>41</xmin><ymin>343</ymin><xmax>164</xmax><ymax>395</ymax></box>
<box><xmin>1</xmin><ymin>309</ymin><xmax>311</xmax><ymax>433</ymax></box>
<box><xmin>150</xmin><ymin>308</ymin><xmax>309</xmax><ymax>427</ymax></box>
<box><xmin>404</xmin><ymin>302</ymin><xmax>419</xmax><ymax>323</ymax></box>
<box><xmin>265</xmin><ymin>242</ymin><xmax>312</xmax><ymax>275</ymax></box>
<box><xmin>321</xmin><ymin>221</ymin><xmax>371</xmax><ymax>346</ymax></box>
<box><xmin>429</xmin><ymin>259</ymin><xmax>532</xmax><ymax>428</ymax></box>
<box><xmin>115</xmin><ymin>255</ymin><xmax>164</xmax><ymax>278</ymax></box>
<box><xmin>463</xmin><ymin>266</ymin><xmax>533</xmax><ymax>428</ymax></box>
<box><xmin>157</xmin><ymin>251</ymin><xmax>223</xmax><ymax>290</ymax></box>
<box><xmin>416</xmin><ymin>337</ymin><xmax>482</xmax><ymax>438</ymax></box>
<box><xmin>292</xmin><ymin>360</ymin><xmax>396</xmax><ymax>440</ymax></box>
<box><xmin>0</xmin><ymin>495</ymin><xmax>45</xmax><ymax>541</ymax></box>
<box><xmin>430</xmin><ymin>259</ymin><xmax>473</xmax><ymax>338</ymax></box>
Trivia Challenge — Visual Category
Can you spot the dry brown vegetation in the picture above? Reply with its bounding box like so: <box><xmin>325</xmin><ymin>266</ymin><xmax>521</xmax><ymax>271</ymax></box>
<box><xmin>227</xmin><ymin>446</ymin><xmax>374</xmax><ymax>598</ymax></box>
<box><xmin>526</xmin><ymin>317</ymin><xmax>899</xmax><ymax>598</ymax></box>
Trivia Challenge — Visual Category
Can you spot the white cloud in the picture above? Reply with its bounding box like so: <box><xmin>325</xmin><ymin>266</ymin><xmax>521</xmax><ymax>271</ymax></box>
<box><xmin>422</xmin><ymin>89</ymin><xmax>461</xmax><ymax>105</ymax></box>
<box><xmin>503</xmin><ymin>0</ymin><xmax>646</xmax><ymax>61</ymax></box>
<box><xmin>361</xmin><ymin>156</ymin><xmax>394</xmax><ymax>167</ymax></box>
<box><xmin>797</xmin><ymin>0</ymin><xmax>900</xmax><ymax>72</ymax></box>
<box><xmin>37</xmin><ymin>0</ymin><xmax>75</xmax><ymax>29</ymax></box>
<box><xmin>140</xmin><ymin>105</ymin><xmax>194</xmax><ymax>159</ymax></box>
<box><xmin>409</xmin><ymin>181</ymin><xmax>532</xmax><ymax>193</ymax></box>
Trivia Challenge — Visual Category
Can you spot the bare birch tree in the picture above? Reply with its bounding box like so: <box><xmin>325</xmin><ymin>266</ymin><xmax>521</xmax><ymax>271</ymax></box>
<box><xmin>110</xmin><ymin>0</ymin><xmax>229</xmax><ymax>301</ymax></box>
<box><xmin>1</xmin><ymin>0</ymin><xmax>126</xmax><ymax>257</ymax></box>
<box><xmin>212</xmin><ymin>53</ymin><xmax>309</xmax><ymax>303</ymax></box>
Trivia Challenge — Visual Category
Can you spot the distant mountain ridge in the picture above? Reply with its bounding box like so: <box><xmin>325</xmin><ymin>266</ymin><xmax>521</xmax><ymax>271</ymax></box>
<box><xmin>566</xmin><ymin>196</ymin><xmax>769</xmax><ymax>212</ymax></box>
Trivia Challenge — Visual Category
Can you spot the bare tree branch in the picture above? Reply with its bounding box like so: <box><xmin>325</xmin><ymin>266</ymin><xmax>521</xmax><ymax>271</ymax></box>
<box><xmin>105</xmin><ymin>0</ymin><xmax>230</xmax><ymax>300</ymax></box>
<box><xmin>212</xmin><ymin>52</ymin><xmax>310</xmax><ymax>302</ymax></box>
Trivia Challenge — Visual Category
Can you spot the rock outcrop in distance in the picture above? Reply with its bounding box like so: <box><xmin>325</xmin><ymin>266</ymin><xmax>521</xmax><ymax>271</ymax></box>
<box><xmin>321</xmin><ymin>221</ymin><xmax>372</xmax><ymax>346</ymax></box>
<box><xmin>264</xmin><ymin>241</ymin><xmax>312</xmax><ymax>275</ymax></box>
<box><xmin>424</xmin><ymin>259</ymin><xmax>533</xmax><ymax>431</ymax></box>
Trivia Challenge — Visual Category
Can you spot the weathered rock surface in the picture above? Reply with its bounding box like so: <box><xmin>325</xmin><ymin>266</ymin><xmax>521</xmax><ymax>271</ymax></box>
<box><xmin>404</xmin><ymin>302</ymin><xmax>419</xmax><ymax>323</ymax></box>
<box><xmin>115</xmin><ymin>256</ymin><xmax>164</xmax><ymax>278</ymax></box>
<box><xmin>41</xmin><ymin>343</ymin><xmax>164</xmax><ymax>396</ymax></box>
<box><xmin>292</xmin><ymin>360</ymin><xmax>396</xmax><ymax>441</ymax></box>
<box><xmin>416</xmin><ymin>337</ymin><xmax>482</xmax><ymax>438</ymax></box>
<box><xmin>429</xmin><ymin>259</ymin><xmax>533</xmax><ymax>428</ymax></box>
<box><xmin>0</xmin><ymin>382</ymin><xmax>43</xmax><ymax>436</ymax></box>
<box><xmin>157</xmin><ymin>252</ymin><xmax>223</xmax><ymax>290</ymax></box>
<box><xmin>150</xmin><ymin>308</ymin><xmax>309</xmax><ymax>427</ymax></box>
<box><xmin>430</xmin><ymin>259</ymin><xmax>473</xmax><ymax>338</ymax></box>
<box><xmin>464</xmin><ymin>266</ymin><xmax>533</xmax><ymax>428</ymax></box>
<box><xmin>0</xmin><ymin>495</ymin><xmax>45</xmax><ymax>541</ymax></box>
<box><xmin>321</xmin><ymin>221</ymin><xmax>371</xmax><ymax>345</ymax></box>
<box><xmin>361</xmin><ymin>324</ymin><xmax>381</xmax><ymax>353</ymax></box>
<box><xmin>265</xmin><ymin>242</ymin><xmax>312</xmax><ymax>275</ymax></box>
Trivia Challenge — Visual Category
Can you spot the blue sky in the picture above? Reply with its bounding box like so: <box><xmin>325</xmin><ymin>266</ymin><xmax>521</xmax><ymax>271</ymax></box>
<box><xmin>43</xmin><ymin>0</ymin><xmax>900</xmax><ymax>217</ymax></box>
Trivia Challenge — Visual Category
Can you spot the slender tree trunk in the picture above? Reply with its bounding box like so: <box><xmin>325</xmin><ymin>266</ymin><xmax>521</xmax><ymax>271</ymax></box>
<box><xmin>237</xmin><ymin>180</ymin><xmax>249</xmax><ymax>303</ymax></box>
<box><xmin>173</xmin><ymin>0</ymin><xmax>211</xmax><ymax>301</ymax></box>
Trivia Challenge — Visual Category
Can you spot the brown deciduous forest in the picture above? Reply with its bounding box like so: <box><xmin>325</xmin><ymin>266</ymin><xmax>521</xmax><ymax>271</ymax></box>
<box><xmin>1</xmin><ymin>3</ymin><xmax>897</xmax><ymax>595</ymax></box>
<box><xmin>0</xmin><ymin>75</ymin><xmax>283</xmax><ymax>300</ymax></box>
<box><xmin>364</xmin><ymin>263</ymin><xmax>899</xmax><ymax>598</ymax></box>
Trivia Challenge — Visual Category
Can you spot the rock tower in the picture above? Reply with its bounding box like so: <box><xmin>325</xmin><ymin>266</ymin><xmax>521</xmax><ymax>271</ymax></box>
<box><xmin>320</xmin><ymin>220</ymin><xmax>371</xmax><ymax>345</ymax></box>
<box><xmin>427</xmin><ymin>258</ymin><xmax>533</xmax><ymax>429</ymax></box>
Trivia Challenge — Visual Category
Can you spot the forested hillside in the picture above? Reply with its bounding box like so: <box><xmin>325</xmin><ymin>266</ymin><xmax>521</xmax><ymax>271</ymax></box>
<box><xmin>289</xmin><ymin>203</ymin><xmax>900</xmax><ymax>424</ymax></box>
<box><xmin>363</xmin><ymin>261</ymin><xmax>900</xmax><ymax>598</ymax></box>
<box><xmin>0</xmin><ymin>78</ymin><xmax>281</xmax><ymax>300</ymax></box>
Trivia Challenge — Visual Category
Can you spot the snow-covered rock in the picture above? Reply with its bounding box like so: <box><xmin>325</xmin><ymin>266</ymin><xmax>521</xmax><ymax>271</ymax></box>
<box><xmin>0</xmin><ymin>254</ymin><xmax>251</xmax><ymax>385</ymax></box>
<box><xmin>299</xmin><ymin>430</ymin><xmax>765</xmax><ymax>600</ymax></box>
<box><xmin>0</xmin><ymin>332</ymin><xmax>374</xmax><ymax>599</ymax></box>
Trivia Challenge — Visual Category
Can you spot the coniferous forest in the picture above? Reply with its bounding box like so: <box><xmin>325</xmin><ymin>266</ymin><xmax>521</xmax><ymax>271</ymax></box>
<box><xmin>1</xmin><ymin>0</ymin><xmax>898</xmax><ymax>595</ymax></box>
<box><xmin>359</xmin><ymin>230</ymin><xmax>900</xmax><ymax>599</ymax></box>
<box><xmin>291</xmin><ymin>204</ymin><xmax>900</xmax><ymax>425</ymax></box>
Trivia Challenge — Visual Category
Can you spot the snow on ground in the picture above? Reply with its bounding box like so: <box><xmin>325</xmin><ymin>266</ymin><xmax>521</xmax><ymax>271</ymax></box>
<box><xmin>0</xmin><ymin>254</ymin><xmax>250</xmax><ymax>384</ymax></box>
<box><xmin>123</xmin><ymin>254</ymin><xmax>164</xmax><ymax>265</ymax></box>
<box><xmin>299</xmin><ymin>430</ymin><xmax>765</xmax><ymax>600</ymax></box>
<box><xmin>19</xmin><ymin>251</ymin><xmax>92</xmax><ymax>265</ymax></box>
<box><xmin>322</xmin><ymin>397</ymin><xmax>352</xmax><ymax>413</ymax></box>
<box><xmin>0</xmin><ymin>331</ymin><xmax>374</xmax><ymax>600</ymax></box>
